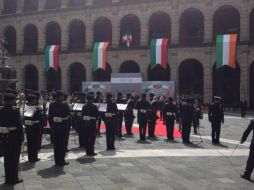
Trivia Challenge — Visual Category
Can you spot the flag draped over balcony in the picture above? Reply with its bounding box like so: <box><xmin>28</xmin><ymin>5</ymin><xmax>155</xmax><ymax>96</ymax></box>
<box><xmin>44</xmin><ymin>45</ymin><xmax>60</xmax><ymax>71</ymax></box>
<box><xmin>216</xmin><ymin>34</ymin><xmax>237</xmax><ymax>69</ymax></box>
<box><xmin>150</xmin><ymin>38</ymin><xmax>168</xmax><ymax>69</ymax></box>
<box><xmin>93</xmin><ymin>42</ymin><xmax>109</xmax><ymax>71</ymax></box>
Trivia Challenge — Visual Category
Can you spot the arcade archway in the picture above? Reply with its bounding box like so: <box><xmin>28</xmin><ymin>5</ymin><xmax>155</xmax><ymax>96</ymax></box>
<box><xmin>93</xmin><ymin>63</ymin><xmax>112</xmax><ymax>81</ymax></box>
<box><xmin>24</xmin><ymin>64</ymin><xmax>38</xmax><ymax>90</ymax></box>
<box><xmin>94</xmin><ymin>17</ymin><xmax>112</xmax><ymax>45</ymax></box>
<box><xmin>148</xmin><ymin>64</ymin><xmax>170</xmax><ymax>81</ymax></box>
<box><xmin>46</xmin><ymin>22</ymin><xmax>61</xmax><ymax>46</ymax></box>
<box><xmin>46</xmin><ymin>68</ymin><xmax>61</xmax><ymax>91</ymax></box>
<box><xmin>178</xmin><ymin>59</ymin><xmax>204</xmax><ymax>97</ymax></box>
<box><xmin>4</xmin><ymin>26</ymin><xmax>16</xmax><ymax>54</ymax></box>
<box><xmin>69</xmin><ymin>62</ymin><xmax>86</xmax><ymax>93</ymax></box>
<box><xmin>120</xmin><ymin>60</ymin><xmax>140</xmax><ymax>73</ymax></box>
<box><xmin>68</xmin><ymin>20</ymin><xmax>86</xmax><ymax>51</ymax></box>
<box><xmin>212</xmin><ymin>63</ymin><xmax>240</xmax><ymax>106</ymax></box>
<box><xmin>23</xmin><ymin>24</ymin><xmax>38</xmax><ymax>53</ymax></box>
<box><xmin>249</xmin><ymin>62</ymin><xmax>254</xmax><ymax>108</ymax></box>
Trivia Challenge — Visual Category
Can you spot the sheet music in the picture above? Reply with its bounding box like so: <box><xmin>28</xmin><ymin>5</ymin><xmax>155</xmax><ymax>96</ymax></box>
<box><xmin>73</xmin><ymin>103</ymin><xmax>85</xmax><ymax>111</ymax></box>
<box><xmin>117</xmin><ymin>104</ymin><xmax>128</xmax><ymax>111</ymax></box>
<box><xmin>98</xmin><ymin>103</ymin><xmax>107</xmax><ymax>112</ymax></box>
<box><xmin>24</xmin><ymin>106</ymin><xmax>37</xmax><ymax>117</ymax></box>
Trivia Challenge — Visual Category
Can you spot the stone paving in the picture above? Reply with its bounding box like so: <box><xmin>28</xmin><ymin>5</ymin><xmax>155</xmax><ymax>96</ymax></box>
<box><xmin>0</xmin><ymin>114</ymin><xmax>254</xmax><ymax>190</ymax></box>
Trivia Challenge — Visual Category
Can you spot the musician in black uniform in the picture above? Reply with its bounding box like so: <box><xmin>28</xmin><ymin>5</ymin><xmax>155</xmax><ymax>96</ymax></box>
<box><xmin>124</xmin><ymin>94</ymin><xmax>135</xmax><ymax>135</ymax></box>
<box><xmin>0</xmin><ymin>93</ymin><xmax>24</xmax><ymax>185</ymax></box>
<box><xmin>136</xmin><ymin>93</ymin><xmax>150</xmax><ymax>141</ymax></box>
<box><xmin>24</xmin><ymin>95</ymin><xmax>44</xmax><ymax>162</ymax></box>
<box><xmin>48</xmin><ymin>91</ymin><xmax>70</xmax><ymax>166</ymax></box>
<box><xmin>181</xmin><ymin>98</ymin><xmax>195</xmax><ymax>144</ymax></box>
<box><xmin>208</xmin><ymin>96</ymin><xmax>224</xmax><ymax>144</ymax></box>
<box><xmin>82</xmin><ymin>95</ymin><xmax>99</xmax><ymax>156</ymax></box>
<box><xmin>94</xmin><ymin>91</ymin><xmax>103</xmax><ymax>135</ymax></box>
<box><xmin>163</xmin><ymin>97</ymin><xmax>179</xmax><ymax>141</ymax></box>
<box><xmin>148</xmin><ymin>96</ymin><xmax>158</xmax><ymax>138</ymax></box>
<box><xmin>116</xmin><ymin>92</ymin><xmax>125</xmax><ymax>138</ymax></box>
<box><xmin>102</xmin><ymin>93</ymin><xmax>118</xmax><ymax>150</ymax></box>
<box><xmin>240</xmin><ymin>120</ymin><xmax>254</xmax><ymax>180</ymax></box>
<box><xmin>76</xmin><ymin>92</ymin><xmax>86</xmax><ymax>148</ymax></box>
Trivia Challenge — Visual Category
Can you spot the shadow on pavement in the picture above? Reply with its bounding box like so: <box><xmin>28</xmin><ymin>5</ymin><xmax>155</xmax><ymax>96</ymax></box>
<box><xmin>37</xmin><ymin>166</ymin><xmax>65</xmax><ymax>178</ymax></box>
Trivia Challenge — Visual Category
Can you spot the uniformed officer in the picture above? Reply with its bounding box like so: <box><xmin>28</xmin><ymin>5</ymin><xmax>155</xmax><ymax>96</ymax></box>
<box><xmin>102</xmin><ymin>93</ymin><xmax>118</xmax><ymax>150</ymax></box>
<box><xmin>163</xmin><ymin>97</ymin><xmax>179</xmax><ymax>141</ymax></box>
<box><xmin>24</xmin><ymin>94</ymin><xmax>44</xmax><ymax>162</ymax></box>
<box><xmin>136</xmin><ymin>93</ymin><xmax>150</xmax><ymax>141</ymax></box>
<box><xmin>76</xmin><ymin>92</ymin><xmax>86</xmax><ymax>148</ymax></box>
<box><xmin>0</xmin><ymin>93</ymin><xmax>24</xmax><ymax>185</ymax></box>
<box><xmin>82</xmin><ymin>95</ymin><xmax>99</xmax><ymax>156</ymax></box>
<box><xmin>124</xmin><ymin>94</ymin><xmax>135</xmax><ymax>136</ymax></box>
<box><xmin>116</xmin><ymin>92</ymin><xmax>125</xmax><ymax>138</ymax></box>
<box><xmin>94</xmin><ymin>91</ymin><xmax>103</xmax><ymax>135</ymax></box>
<box><xmin>181</xmin><ymin>98</ymin><xmax>195</xmax><ymax>144</ymax></box>
<box><xmin>208</xmin><ymin>96</ymin><xmax>224</xmax><ymax>144</ymax></box>
<box><xmin>48</xmin><ymin>91</ymin><xmax>70</xmax><ymax>166</ymax></box>
<box><xmin>148</xmin><ymin>95</ymin><xmax>158</xmax><ymax>138</ymax></box>
<box><xmin>240</xmin><ymin>120</ymin><xmax>254</xmax><ymax>181</ymax></box>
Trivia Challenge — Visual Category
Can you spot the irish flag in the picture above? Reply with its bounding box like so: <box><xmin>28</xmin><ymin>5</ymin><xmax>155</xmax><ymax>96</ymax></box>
<box><xmin>150</xmin><ymin>38</ymin><xmax>168</xmax><ymax>69</ymax></box>
<box><xmin>93</xmin><ymin>42</ymin><xmax>109</xmax><ymax>71</ymax></box>
<box><xmin>216</xmin><ymin>34</ymin><xmax>237</xmax><ymax>69</ymax></box>
<box><xmin>45</xmin><ymin>45</ymin><xmax>60</xmax><ymax>71</ymax></box>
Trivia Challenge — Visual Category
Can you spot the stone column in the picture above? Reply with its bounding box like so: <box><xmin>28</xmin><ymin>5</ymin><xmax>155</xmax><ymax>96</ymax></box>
<box><xmin>203</xmin><ymin>50</ymin><xmax>213</xmax><ymax>104</ymax></box>
<box><xmin>140</xmin><ymin>5</ymin><xmax>148</xmax><ymax>46</ymax></box>
<box><xmin>61</xmin><ymin>0</ymin><xmax>68</xmax><ymax>8</ymax></box>
<box><xmin>17</xmin><ymin>0</ymin><xmax>24</xmax><ymax>13</ymax></box>
<box><xmin>60</xmin><ymin>21</ymin><xmax>68</xmax><ymax>51</ymax></box>
<box><xmin>38</xmin><ymin>0</ymin><xmax>46</xmax><ymax>11</ymax></box>
<box><xmin>16</xmin><ymin>25</ymin><xmax>23</xmax><ymax>54</ymax></box>
<box><xmin>171</xmin><ymin>11</ymin><xmax>179</xmax><ymax>45</ymax></box>
<box><xmin>240</xmin><ymin>8</ymin><xmax>249</xmax><ymax>42</ymax></box>
<box><xmin>0</xmin><ymin>0</ymin><xmax>4</xmax><ymax>14</ymax></box>
<box><xmin>38</xmin><ymin>24</ymin><xmax>45</xmax><ymax>52</ymax></box>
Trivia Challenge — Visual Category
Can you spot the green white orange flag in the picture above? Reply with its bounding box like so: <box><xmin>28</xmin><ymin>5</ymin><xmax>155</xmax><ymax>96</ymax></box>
<box><xmin>150</xmin><ymin>38</ymin><xmax>168</xmax><ymax>69</ymax></box>
<box><xmin>216</xmin><ymin>34</ymin><xmax>237</xmax><ymax>69</ymax></box>
<box><xmin>45</xmin><ymin>45</ymin><xmax>60</xmax><ymax>71</ymax></box>
<box><xmin>93</xmin><ymin>42</ymin><xmax>109</xmax><ymax>71</ymax></box>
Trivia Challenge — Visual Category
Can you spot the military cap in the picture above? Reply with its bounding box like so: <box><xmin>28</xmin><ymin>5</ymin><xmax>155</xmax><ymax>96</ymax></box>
<box><xmin>141</xmin><ymin>93</ymin><xmax>147</xmax><ymax>98</ymax></box>
<box><xmin>27</xmin><ymin>94</ymin><xmax>38</xmax><ymax>102</ymax></box>
<box><xmin>87</xmin><ymin>94</ymin><xmax>94</xmax><ymax>101</ymax></box>
<box><xmin>4</xmin><ymin>93</ymin><xmax>16</xmax><ymax>102</ymax></box>
<box><xmin>117</xmin><ymin>92</ymin><xmax>122</xmax><ymax>97</ymax></box>
<box><xmin>106</xmin><ymin>93</ymin><xmax>112</xmax><ymax>99</ymax></box>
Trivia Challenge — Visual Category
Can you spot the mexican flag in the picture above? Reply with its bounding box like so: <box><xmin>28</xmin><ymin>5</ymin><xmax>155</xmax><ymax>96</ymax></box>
<box><xmin>216</xmin><ymin>34</ymin><xmax>237</xmax><ymax>69</ymax></box>
<box><xmin>122</xmin><ymin>33</ymin><xmax>133</xmax><ymax>47</ymax></box>
<box><xmin>93</xmin><ymin>42</ymin><xmax>109</xmax><ymax>71</ymax></box>
<box><xmin>150</xmin><ymin>38</ymin><xmax>168</xmax><ymax>69</ymax></box>
<box><xmin>45</xmin><ymin>45</ymin><xmax>60</xmax><ymax>71</ymax></box>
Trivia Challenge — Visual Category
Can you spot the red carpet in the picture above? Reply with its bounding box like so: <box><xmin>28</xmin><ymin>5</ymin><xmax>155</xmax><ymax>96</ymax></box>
<box><xmin>101</xmin><ymin>119</ymin><xmax>182</xmax><ymax>138</ymax></box>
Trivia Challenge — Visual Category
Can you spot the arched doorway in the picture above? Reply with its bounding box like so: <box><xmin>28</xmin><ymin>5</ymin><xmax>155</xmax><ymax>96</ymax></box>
<box><xmin>93</xmin><ymin>63</ymin><xmax>112</xmax><ymax>81</ymax></box>
<box><xmin>46</xmin><ymin>68</ymin><xmax>61</xmax><ymax>91</ymax></box>
<box><xmin>249</xmin><ymin>63</ymin><xmax>254</xmax><ymax>108</ymax></box>
<box><xmin>120</xmin><ymin>60</ymin><xmax>140</xmax><ymax>73</ymax></box>
<box><xmin>45</xmin><ymin>0</ymin><xmax>61</xmax><ymax>9</ymax></box>
<box><xmin>148</xmin><ymin>64</ymin><xmax>171</xmax><ymax>81</ymax></box>
<box><xmin>149</xmin><ymin>11</ymin><xmax>171</xmax><ymax>43</ymax></box>
<box><xmin>250</xmin><ymin>9</ymin><xmax>254</xmax><ymax>42</ymax></box>
<box><xmin>24</xmin><ymin>65</ymin><xmax>38</xmax><ymax>90</ymax></box>
<box><xmin>94</xmin><ymin>17</ymin><xmax>112</xmax><ymax>45</ymax></box>
<box><xmin>178</xmin><ymin>59</ymin><xmax>204</xmax><ymax>97</ymax></box>
<box><xmin>23</xmin><ymin>24</ymin><xmax>38</xmax><ymax>53</ymax></box>
<box><xmin>68</xmin><ymin>20</ymin><xmax>86</xmax><ymax>51</ymax></box>
<box><xmin>24</xmin><ymin>0</ymin><xmax>38</xmax><ymax>12</ymax></box>
<box><xmin>213</xmin><ymin>63</ymin><xmax>240</xmax><ymax>106</ymax></box>
<box><xmin>69</xmin><ymin>62</ymin><xmax>86</xmax><ymax>93</ymax></box>
<box><xmin>120</xmin><ymin>14</ymin><xmax>140</xmax><ymax>47</ymax></box>
<box><xmin>46</xmin><ymin>22</ymin><xmax>61</xmax><ymax>46</ymax></box>
<box><xmin>3</xmin><ymin>0</ymin><xmax>17</xmax><ymax>14</ymax></box>
<box><xmin>213</xmin><ymin>5</ymin><xmax>240</xmax><ymax>41</ymax></box>
<box><xmin>4</xmin><ymin>26</ymin><xmax>16</xmax><ymax>54</ymax></box>
<box><xmin>180</xmin><ymin>8</ymin><xmax>204</xmax><ymax>46</ymax></box>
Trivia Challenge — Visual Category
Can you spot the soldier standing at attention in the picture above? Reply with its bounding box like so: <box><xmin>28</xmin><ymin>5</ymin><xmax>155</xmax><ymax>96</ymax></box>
<box><xmin>181</xmin><ymin>98</ymin><xmax>195</xmax><ymax>144</ymax></box>
<box><xmin>0</xmin><ymin>93</ymin><xmax>24</xmax><ymax>185</ymax></box>
<box><xmin>82</xmin><ymin>95</ymin><xmax>99</xmax><ymax>156</ymax></box>
<box><xmin>77</xmin><ymin>92</ymin><xmax>87</xmax><ymax>148</ymax></box>
<box><xmin>116</xmin><ymin>92</ymin><xmax>124</xmax><ymax>138</ymax></box>
<box><xmin>163</xmin><ymin>97</ymin><xmax>179</xmax><ymax>141</ymax></box>
<box><xmin>102</xmin><ymin>93</ymin><xmax>118</xmax><ymax>150</ymax></box>
<box><xmin>240</xmin><ymin>120</ymin><xmax>254</xmax><ymax>181</ymax></box>
<box><xmin>136</xmin><ymin>93</ymin><xmax>150</xmax><ymax>141</ymax></box>
<box><xmin>148</xmin><ymin>95</ymin><xmax>158</xmax><ymax>138</ymax></box>
<box><xmin>48</xmin><ymin>91</ymin><xmax>70</xmax><ymax>166</ymax></box>
<box><xmin>24</xmin><ymin>94</ymin><xmax>44</xmax><ymax>162</ymax></box>
<box><xmin>124</xmin><ymin>94</ymin><xmax>135</xmax><ymax>136</ymax></box>
<box><xmin>208</xmin><ymin>96</ymin><xmax>224</xmax><ymax>144</ymax></box>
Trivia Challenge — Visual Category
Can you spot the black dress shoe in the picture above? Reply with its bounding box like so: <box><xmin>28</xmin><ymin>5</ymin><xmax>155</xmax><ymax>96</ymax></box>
<box><xmin>56</xmin><ymin>162</ymin><xmax>69</xmax><ymax>166</ymax></box>
<box><xmin>30</xmin><ymin>158</ymin><xmax>41</xmax><ymax>163</ymax></box>
<box><xmin>5</xmin><ymin>179</ymin><xmax>23</xmax><ymax>185</ymax></box>
<box><xmin>241</xmin><ymin>174</ymin><xmax>250</xmax><ymax>181</ymax></box>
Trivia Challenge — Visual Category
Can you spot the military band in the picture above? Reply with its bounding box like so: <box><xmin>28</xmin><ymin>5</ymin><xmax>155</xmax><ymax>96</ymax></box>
<box><xmin>1</xmin><ymin>88</ymin><xmax>254</xmax><ymax>185</ymax></box>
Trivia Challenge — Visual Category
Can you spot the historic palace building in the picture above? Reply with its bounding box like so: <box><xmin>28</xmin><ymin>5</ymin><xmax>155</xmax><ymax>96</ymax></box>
<box><xmin>0</xmin><ymin>0</ymin><xmax>254</xmax><ymax>106</ymax></box>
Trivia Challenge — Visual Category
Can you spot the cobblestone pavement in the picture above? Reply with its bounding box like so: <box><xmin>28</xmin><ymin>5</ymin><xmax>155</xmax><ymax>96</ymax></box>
<box><xmin>0</xmin><ymin>114</ymin><xmax>253</xmax><ymax>190</ymax></box>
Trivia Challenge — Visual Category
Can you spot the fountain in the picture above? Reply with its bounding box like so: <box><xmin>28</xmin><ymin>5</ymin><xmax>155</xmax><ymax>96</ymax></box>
<box><xmin>0</xmin><ymin>37</ymin><xmax>17</xmax><ymax>90</ymax></box>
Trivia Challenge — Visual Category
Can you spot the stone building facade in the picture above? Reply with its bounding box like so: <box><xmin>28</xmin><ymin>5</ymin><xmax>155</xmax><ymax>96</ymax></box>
<box><xmin>0</xmin><ymin>0</ymin><xmax>254</xmax><ymax>106</ymax></box>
